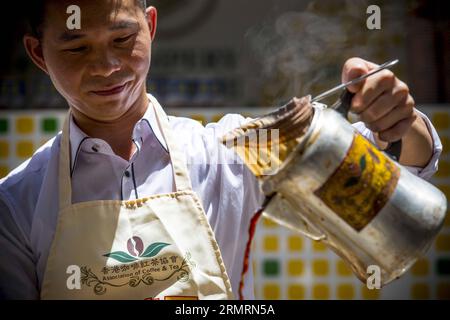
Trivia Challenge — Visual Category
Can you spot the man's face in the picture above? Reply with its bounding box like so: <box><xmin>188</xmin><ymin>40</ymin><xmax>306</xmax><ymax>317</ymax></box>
<box><xmin>32</xmin><ymin>0</ymin><xmax>156</xmax><ymax>121</ymax></box>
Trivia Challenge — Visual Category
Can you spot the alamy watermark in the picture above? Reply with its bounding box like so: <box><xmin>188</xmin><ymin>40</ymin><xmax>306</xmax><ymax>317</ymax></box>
<box><xmin>367</xmin><ymin>5</ymin><xmax>381</xmax><ymax>30</ymax></box>
<box><xmin>366</xmin><ymin>265</ymin><xmax>381</xmax><ymax>290</ymax></box>
<box><xmin>66</xmin><ymin>5</ymin><xmax>81</xmax><ymax>30</ymax></box>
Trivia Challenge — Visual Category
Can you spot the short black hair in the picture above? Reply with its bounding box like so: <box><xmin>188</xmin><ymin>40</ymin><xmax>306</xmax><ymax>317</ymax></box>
<box><xmin>26</xmin><ymin>0</ymin><xmax>147</xmax><ymax>39</ymax></box>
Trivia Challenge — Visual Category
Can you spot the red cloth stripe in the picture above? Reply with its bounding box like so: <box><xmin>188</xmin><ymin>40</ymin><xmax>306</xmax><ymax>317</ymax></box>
<box><xmin>238</xmin><ymin>208</ymin><xmax>263</xmax><ymax>300</ymax></box>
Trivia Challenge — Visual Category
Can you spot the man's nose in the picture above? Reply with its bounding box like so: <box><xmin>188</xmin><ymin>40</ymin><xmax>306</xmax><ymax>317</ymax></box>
<box><xmin>88</xmin><ymin>49</ymin><xmax>121</xmax><ymax>77</ymax></box>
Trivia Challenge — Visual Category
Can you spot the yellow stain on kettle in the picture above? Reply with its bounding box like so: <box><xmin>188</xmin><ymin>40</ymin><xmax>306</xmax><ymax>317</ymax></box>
<box><xmin>315</xmin><ymin>134</ymin><xmax>400</xmax><ymax>231</ymax></box>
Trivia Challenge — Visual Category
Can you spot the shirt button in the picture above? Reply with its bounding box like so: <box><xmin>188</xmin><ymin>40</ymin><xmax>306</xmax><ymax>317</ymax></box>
<box><xmin>124</xmin><ymin>171</ymin><xmax>131</xmax><ymax>178</ymax></box>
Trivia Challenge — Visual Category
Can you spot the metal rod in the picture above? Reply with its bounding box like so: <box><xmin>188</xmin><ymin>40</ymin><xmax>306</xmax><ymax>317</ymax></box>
<box><xmin>311</xmin><ymin>59</ymin><xmax>399</xmax><ymax>103</ymax></box>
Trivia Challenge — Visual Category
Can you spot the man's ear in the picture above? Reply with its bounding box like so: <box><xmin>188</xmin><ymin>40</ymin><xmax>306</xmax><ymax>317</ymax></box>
<box><xmin>146</xmin><ymin>6</ymin><xmax>157</xmax><ymax>41</ymax></box>
<box><xmin>23</xmin><ymin>35</ymin><xmax>49</xmax><ymax>75</ymax></box>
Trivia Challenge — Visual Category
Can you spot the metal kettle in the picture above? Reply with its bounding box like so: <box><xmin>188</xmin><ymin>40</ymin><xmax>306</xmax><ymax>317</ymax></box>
<box><xmin>222</xmin><ymin>93</ymin><xmax>447</xmax><ymax>286</ymax></box>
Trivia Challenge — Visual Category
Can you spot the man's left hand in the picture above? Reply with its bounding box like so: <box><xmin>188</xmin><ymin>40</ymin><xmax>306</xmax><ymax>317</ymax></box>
<box><xmin>342</xmin><ymin>57</ymin><xmax>417</xmax><ymax>148</ymax></box>
<box><xmin>341</xmin><ymin>57</ymin><xmax>435</xmax><ymax>168</ymax></box>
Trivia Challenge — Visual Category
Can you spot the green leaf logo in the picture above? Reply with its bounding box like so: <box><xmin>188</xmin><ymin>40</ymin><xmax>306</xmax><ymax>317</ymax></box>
<box><xmin>141</xmin><ymin>242</ymin><xmax>171</xmax><ymax>258</ymax></box>
<box><xmin>103</xmin><ymin>251</ymin><xmax>138</xmax><ymax>263</ymax></box>
<box><xmin>104</xmin><ymin>240</ymin><xmax>171</xmax><ymax>263</ymax></box>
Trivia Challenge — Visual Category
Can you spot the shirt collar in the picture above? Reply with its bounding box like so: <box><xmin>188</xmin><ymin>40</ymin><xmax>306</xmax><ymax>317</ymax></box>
<box><xmin>69</xmin><ymin>94</ymin><xmax>168</xmax><ymax>172</ymax></box>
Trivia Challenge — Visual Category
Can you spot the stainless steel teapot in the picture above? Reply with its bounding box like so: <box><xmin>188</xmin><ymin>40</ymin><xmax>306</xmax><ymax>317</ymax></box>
<box><xmin>222</xmin><ymin>93</ymin><xmax>447</xmax><ymax>287</ymax></box>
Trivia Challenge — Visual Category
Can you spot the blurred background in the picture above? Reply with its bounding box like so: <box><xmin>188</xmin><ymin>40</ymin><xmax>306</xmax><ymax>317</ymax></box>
<box><xmin>0</xmin><ymin>0</ymin><xmax>449</xmax><ymax>299</ymax></box>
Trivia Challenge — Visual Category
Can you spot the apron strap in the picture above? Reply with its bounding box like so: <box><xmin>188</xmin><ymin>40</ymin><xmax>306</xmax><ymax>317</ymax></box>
<box><xmin>148</xmin><ymin>95</ymin><xmax>193</xmax><ymax>192</ymax></box>
<box><xmin>58</xmin><ymin>96</ymin><xmax>194</xmax><ymax>210</ymax></box>
<box><xmin>59</xmin><ymin>113</ymin><xmax>73</xmax><ymax>210</ymax></box>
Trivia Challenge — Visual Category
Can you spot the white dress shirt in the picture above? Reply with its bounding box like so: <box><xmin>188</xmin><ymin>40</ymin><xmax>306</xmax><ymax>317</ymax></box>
<box><xmin>0</xmin><ymin>94</ymin><xmax>442</xmax><ymax>299</ymax></box>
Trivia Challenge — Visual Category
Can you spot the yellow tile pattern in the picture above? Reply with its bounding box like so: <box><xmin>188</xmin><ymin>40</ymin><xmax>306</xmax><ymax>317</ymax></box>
<box><xmin>432</xmin><ymin>112</ymin><xmax>450</xmax><ymax>130</ymax></box>
<box><xmin>411</xmin><ymin>283</ymin><xmax>430</xmax><ymax>299</ymax></box>
<box><xmin>288</xmin><ymin>235</ymin><xmax>303</xmax><ymax>251</ymax></box>
<box><xmin>263</xmin><ymin>283</ymin><xmax>280</xmax><ymax>300</ymax></box>
<box><xmin>287</xmin><ymin>260</ymin><xmax>304</xmax><ymax>276</ymax></box>
<box><xmin>411</xmin><ymin>259</ymin><xmax>429</xmax><ymax>276</ymax></box>
<box><xmin>361</xmin><ymin>286</ymin><xmax>380</xmax><ymax>300</ymax></box>
<box><xmin>312</xmin><ymin>241</ymin><xmax>327</xmax><ymax>252</ymax></box>
<box><xmin>16</xmin><ymin>141</ymin><xmax>34</xmax><ymax>158</ymax></box>
<box><xmin>0</xmin><ymin>166</ymin><xmax>8</xmax><ymax>179</ymax></box>
<box><xmin>437</xmin><ymin>283</ymin><xmax>450</xmax><ymax>300</ymax></box>
<box><xmin>263</xmin><ymin>235</ymin><xmax>278</xmax><ymax>252</ymax></box>
<box><xmin>312</xmin><ymin>284</ymin><xmax>330</xmax><ymax>299</ymax></box>
<box><xmin>262</xmin><ymin>217</ymin><xmax>278</xmax><ymax>228</ymax></box>
<box><xmin>336</xmin><ymin>260</ymin><xmax>353</xmax><ymax>277</ymax></box>
<box><xmin>288</xmin><ymin>284</ymin><xmax>305</xmax><ymax>300</ymax></box>
<box><xmin>16</xmin><ymin>117</ymin><xmax>34</xmax><ymax>134</ymax></box>
<box><xmin>435</xmin><ymin>234</ymin><xmax>450</xmax><ymax>252</ymax></box>
<box><xmin>337</xmin><ymin>284</ymin><xmax>355</xmax><ymax>299</ymax></box>
<box><xmin>0</xmin><ymin>141</ymin><xmax>9</xmax><ymax>158</ymax></box>
<box><xmin>312</xmin><ymin>260</ymin><xmax>329</xmax><ymax>276</ymax></box>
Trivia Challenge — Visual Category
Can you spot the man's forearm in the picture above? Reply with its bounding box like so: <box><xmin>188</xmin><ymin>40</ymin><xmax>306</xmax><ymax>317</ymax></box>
<box><xmin>374</xmin><ymin>110</ymin><xmax>434</xmax><ymax>168</ymax></box>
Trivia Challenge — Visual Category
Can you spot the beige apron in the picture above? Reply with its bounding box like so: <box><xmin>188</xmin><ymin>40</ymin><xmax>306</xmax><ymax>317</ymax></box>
<box><xmin>40</xmin><ymin>97</ymin><xmax>234</xmax><ymax>300</ymax></box>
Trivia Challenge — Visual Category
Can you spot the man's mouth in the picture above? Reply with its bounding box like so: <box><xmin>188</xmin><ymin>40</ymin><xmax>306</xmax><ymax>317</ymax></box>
<box><xmin>90</xmin><ymin>82</ymin><xmax>129</xmax><ymax>96</ymax></box>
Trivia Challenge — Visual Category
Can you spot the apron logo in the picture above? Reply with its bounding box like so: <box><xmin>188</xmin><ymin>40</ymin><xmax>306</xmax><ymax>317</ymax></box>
<box><xmin>77</xmin><ymin>252</ymin><xmax>194</xmax><ymax>295</ymax></box>
<box><xmin>103</xmin><ymin>237</ymin><xmax>170</xmax><ymax>263</ymax></box>
<box><xmin>68</xmin><ymin>234</ymin><xmax>195</xmax><ymax>295</ymax></box>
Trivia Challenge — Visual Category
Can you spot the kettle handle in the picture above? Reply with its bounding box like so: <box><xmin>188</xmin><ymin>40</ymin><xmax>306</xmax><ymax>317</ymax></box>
<box><xmin>333</xmin><ymin>89</ymin><xmax>402</xmax><ymax>162</ymax></box>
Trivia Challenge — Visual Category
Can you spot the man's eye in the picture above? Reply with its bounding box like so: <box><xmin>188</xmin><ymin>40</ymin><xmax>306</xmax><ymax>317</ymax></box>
<box><xmin>65</xmin><ymin>46</ymin><xmax>87</xmax><ymax>53</ymax></box>
<box><xmin>114</xmin><ymin>34</ymin><xmax>135</xmax><ymax>43</ymax></box>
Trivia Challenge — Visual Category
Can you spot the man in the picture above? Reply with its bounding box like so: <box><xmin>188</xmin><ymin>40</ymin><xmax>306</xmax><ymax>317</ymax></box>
<box><xmin>0</xmin><ymin>0</ymin><xmax>442</xmax><ymax>299</ymax></box>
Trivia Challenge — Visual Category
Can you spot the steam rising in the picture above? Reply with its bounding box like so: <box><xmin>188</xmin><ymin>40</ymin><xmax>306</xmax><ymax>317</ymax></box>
<box><xmin>245</xmin><ymin>0</ymin><xmax>407</xmax><ymax>106</ymax></box>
